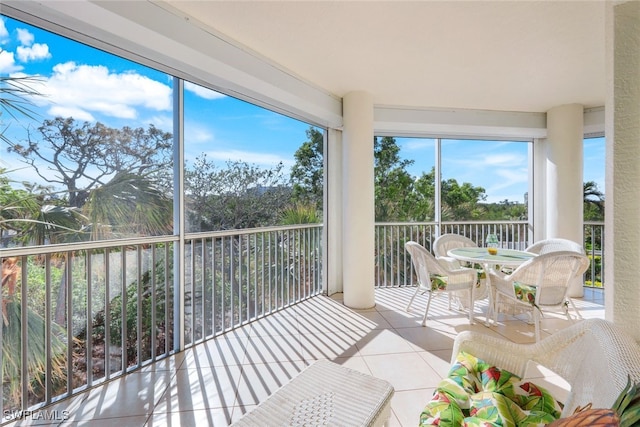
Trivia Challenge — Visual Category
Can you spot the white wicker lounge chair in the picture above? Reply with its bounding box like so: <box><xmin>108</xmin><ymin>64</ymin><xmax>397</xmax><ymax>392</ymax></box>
<box><xmin>405</xmin><ymin>241</ymin><xmax>477</xmax><ymax>326</ymax></box>
<box><xmin>488</xmin><ymin>250</ymin><xmax>590</xmax><ymax>341</ymax></box>
<box><xmin>451</xmin><ymin>318</ymin><xmax>640</xmax><ymax>418</ymax></box>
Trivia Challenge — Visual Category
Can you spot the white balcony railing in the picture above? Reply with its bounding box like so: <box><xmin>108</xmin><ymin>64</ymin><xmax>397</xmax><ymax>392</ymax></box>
<box><xmin>0</xmin><ymin>220</ymin><xmax>603</xmax><ymax>423</ymax></box>
<box><xmin>0</xmin><ymin>224</ymin><xmax>323</xmax><ymax>424</ymax></box>
<box><xmin>374</xmin><ymin>221</ymin><xmax>604</xmax><ymax>289</ymax></box>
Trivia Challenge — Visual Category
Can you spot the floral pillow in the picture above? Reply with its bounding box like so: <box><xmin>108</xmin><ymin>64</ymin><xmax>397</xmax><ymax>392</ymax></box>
<box><xmin>420</xmin><ymin>351</ymin><xmax>563</xmax><ymax>427</ymax></box>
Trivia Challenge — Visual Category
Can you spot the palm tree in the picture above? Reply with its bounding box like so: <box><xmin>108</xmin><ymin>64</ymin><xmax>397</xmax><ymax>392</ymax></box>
<box><xmin>1</xmin><ymin>77</ymin><xmax>71</xmax><ymax>409</ymax></box>
<box><xmin>584</xmin><ymin>181</ymin><xmax>605</xmax><ymax>220</ymax></box>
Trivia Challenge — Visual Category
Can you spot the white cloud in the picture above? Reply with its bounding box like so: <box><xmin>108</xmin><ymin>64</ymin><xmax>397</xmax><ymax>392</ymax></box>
<box><xmin>186</xmin><ymin>126</ymin><xmax>214</xmax><ymax>144</ymax></box>
<box><xmin>48</xmin><ymin>105</ymin><xmax>95</xmax><ymax>122</ymax></box>
<box><xmin>34</xmin><ymin>62</ymin><xmax>171</xmax><ymax>120</ymax></box>
<box><xmin>0</xmin><ymin>50</ymin><xmax>21</xmax><ymax>73</ymax></box>
<box><xmin>16</xmin><ymin>28</ymin><xmax>34</xmax><ymax>46</ymax></box>
<box><xmin>0</xmin><ymin>19</ymin><xmax>9</xmax><ymax>40</ymax></box>
<box><xmin>184</xmin><ymin>81</ymin><xmax>226</xmax><ymax>100</ymax></box>
<box><xmin>481</xmin><ymin>152</ymin><xmax>526</xmax><ymax>167</ymax></box>
<box><xmin>17</xmin><ymin>43</ymin><xmax>51</xmax><ymax>62</ymax></box>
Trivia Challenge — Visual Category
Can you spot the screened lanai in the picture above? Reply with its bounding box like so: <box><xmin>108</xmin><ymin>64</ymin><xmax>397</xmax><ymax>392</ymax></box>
<box><xmin>0</xmin><ymin>1</ymin><xmax>639</xmax><ymax>426</ymax></box>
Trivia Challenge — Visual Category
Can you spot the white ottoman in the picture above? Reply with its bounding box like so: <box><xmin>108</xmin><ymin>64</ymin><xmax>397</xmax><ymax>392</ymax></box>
<box><xmin>231</xmin><ymin>359</ymin><xmax>395</xmax><ymax>426</ymax></box>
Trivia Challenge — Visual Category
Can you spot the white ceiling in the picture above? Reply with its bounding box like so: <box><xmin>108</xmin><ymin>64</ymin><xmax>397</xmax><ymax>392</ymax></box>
<box><xmin>162</xmin><ymin>0</ymin><xmax>606</xmax><ymax>114</ymax></box>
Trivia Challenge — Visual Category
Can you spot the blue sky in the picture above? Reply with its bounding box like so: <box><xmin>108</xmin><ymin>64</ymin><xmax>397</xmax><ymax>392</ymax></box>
<box><xmin>0</xmin><ymin>15</ymin><xmax>605</xmax><ymax>204</ymax></box>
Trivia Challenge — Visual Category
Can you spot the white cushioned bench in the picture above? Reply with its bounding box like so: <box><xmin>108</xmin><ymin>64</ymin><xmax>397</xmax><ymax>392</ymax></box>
<box><xmin>231</xmin><ymin>359</ymin><xmax>394</xmax><ymax>426</ymax></box>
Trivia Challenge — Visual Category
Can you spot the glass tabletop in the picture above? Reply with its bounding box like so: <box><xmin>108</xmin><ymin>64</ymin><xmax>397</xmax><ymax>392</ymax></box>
<box><xmin>447</xmin><ymin>247</ymin><xmax>536</xmax><ymax>265</ymax></box>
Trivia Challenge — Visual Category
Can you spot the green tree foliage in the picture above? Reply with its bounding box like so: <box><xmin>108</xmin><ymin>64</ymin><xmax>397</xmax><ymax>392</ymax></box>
<box><xmin>289</xmin><ymin>129</ymin><xmax>495</xmax><ymax>222</ymax></box>
<box><xmin>374</xmin><ymin>136</ymin><xmax>417</xmax><ymax>221</ymax></box>
<box><xmin>441</xmin><ymin>178</ymin><xmax>487</xmax><ymax>220</ymax></box>
<box><xmin>7</xmin><ymin>117</ymin><xmax>173</xmax><ymax>208</ymax></box>
<box><xmin>84</xmin><ymin>171</ymin><xmax>173</xmax><ymax>240</ymax></box>
<box><xmin>290</xmin><ymin>127</ymin><xmax>324</xmax><ymax>210</ymax></box>
<box><xmin>185</xmin><ymin>155</ymin><xmax>292</xmax><ymax>231</ymax></box>
<box><xmin>411</xmin><ymin>170</ymin><xmax>437</xmax><ymax>221</ymax></box>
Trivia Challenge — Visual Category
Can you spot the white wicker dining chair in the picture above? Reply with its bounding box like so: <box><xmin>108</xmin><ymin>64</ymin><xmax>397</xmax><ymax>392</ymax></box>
<box><xmin>525</xmin><ymin>238</ymin><xmax>588</xmax><ymax>318</ymax></box>
<box><xmin>488</xmin><ymin>250</ymin><xmax>590</xmax><ymax>341</ymax></box>
<box><xmin>433</xmin><ymin>233</ymin><xmax>488</xmax><ymax>302</ymax></box>
<box><xmin>525</xmin><ymin>237</ymin><xmax>584</xmax><ymax>255</ymax></box>
<box><xmin>433</xmin><ymin>233</ymin><xmax>478</xmax><ymax>269</ymax></box>
<box><xmin>405</xmin><ymin>241</ymin><xmax>477</xmax><ymax>326</ymax></box>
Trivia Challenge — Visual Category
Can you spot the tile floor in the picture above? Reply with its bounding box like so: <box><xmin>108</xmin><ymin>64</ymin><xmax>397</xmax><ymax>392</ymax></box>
<box><xmin>5</xmin><ymin>287</ymin><xmax>605</xmax><ymax>427</ymax></box>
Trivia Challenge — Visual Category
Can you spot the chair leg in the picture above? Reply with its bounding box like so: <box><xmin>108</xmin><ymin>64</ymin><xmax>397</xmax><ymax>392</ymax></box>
<box><xmin>533</xmin><ymin>309</ymin><xmax>541</xmax><ymax>342</ymax></box>
<box><xmin>492</xmin><ymin>292</ymin><xmax>500</xmax><ymax>324</ymax></box>
<box><xmin>406</xmin><ymin>286</ymin><xmax>422</xmax><ymax>312</ymax></box>
<box><xmin>468</xmin><ymin>287</ymin><xmax>475</xmax><ymax>323</ymax></box>
<box><xmin>567</xmin><ymin>298</ymin><xmax>583</xmax><ymax>320</ymax></box>
<box><xmin>421</xmin><ymin>292</ymin><xmax>434</xmax><ymax>326</ymax></box>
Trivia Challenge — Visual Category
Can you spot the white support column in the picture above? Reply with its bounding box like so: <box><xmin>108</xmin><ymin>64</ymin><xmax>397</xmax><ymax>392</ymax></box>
<box><xmin>605</xmin><ymin>0</ymin><xmax>640</xmax><ymax>335</ymax></box>
<box><xmin>325</xmin><ymin>127</ymin><xmax>343</xmax><ymax>295</ymax></box>
<box><xmin>342</xmin><ymin>91</ymin><xmax>375</xmax><ymax>309</ymax></box>
<box><xmin>546</xmin><ymin>103</ymin><xmax>584</xmax><ymax>297</ymax></box>
<box><xmin>531</xmin><ymin>138</ymin><xmax>547</xmax><ymax>245</ymax></box>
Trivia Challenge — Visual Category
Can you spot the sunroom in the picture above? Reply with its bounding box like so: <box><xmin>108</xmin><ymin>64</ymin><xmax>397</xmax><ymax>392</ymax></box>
<box><xmin>0</xmin><ymin>1</ymin><xmax>638</xmax><ymax>426</ymax></box>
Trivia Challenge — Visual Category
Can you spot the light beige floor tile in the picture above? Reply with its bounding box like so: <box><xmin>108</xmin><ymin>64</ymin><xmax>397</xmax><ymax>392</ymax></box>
<box><xmin>63</xmin><ymin>370</ymin><xmax>174</xmax><ymax>421</ymax></box>
<box><xmin>146</xmin><ymin>408</ymin><xmax>232</xmax><ymax>426</ymax></box>
<box><xmin>391</xmin><ymin>388</ymin><xmax>435</xmax><ymax>427</ymax></box>
<box><xmin>385</xmin><ymin>410</ymin><xmax>402</xmax><ymax>427</ymax></box>
<box><xmin>417</xmin><ymin>350</ymin><xmax>453</xmax><ymax>378</ymax></box>
<box><xmin>242</xmin><ymin>333</ymin><xmax>304</xmax><ymax>364</ymax></box>
<box><xmin>394</xmin><ymin>326</ymin><xmax>456</xmax><ymax>352</ymax></box>
<box><xmin>19</xmin><ymin>288</ymin><xmax>603</xmax><ymax>427</ymax></box>
<box><xmin>5</xmin><ymin>393</ymin><xmax>88</xmax><ymax>426</ymax></box>
<box><xmin>139</xmin><ymin>352</ymin><xmax>186</xmax><ymax>372</ymax></box>
<box><xmin>181</xmin><ymin>334</ymin><xmax>249</xmax><ymax>369</ymax></box>
<box><xmin>344</xmin><ymin>311</ymin><xmax>391</xmax><ymax>331</ymax></box>
<box><xmin>364</xmin><ymin>353</ymin><xmax>442</xmax><ymax>391</ymax></box>
<box><xmin>297</xmin><ymin>306</ymin><xmax>374</xmax><ymax>333</ymax></box>
<box><xmin>230</xmin><ymin>404</ymin><xmax>257</xmax><ymax>423</ymax></box>
<box><xmin>332</xmin><ymin>355</ymin><xmax>373</xmax><ymax>375</ymax></box>
<box><xmin>63</xmin><ymin>415</ymin><xmax>150</xmax><ymax>426</ymax></box>
<box><xmin>299</xmin><ymin>329</ymin><xmax>363</xmax><ymax>360</ymax></box>
<box><xmin>356</xmin><ymin>329</ymin><xmax>416</xmax><ymax>355</ymax></box>
<box><xmin>234</xmin><ymin>360</ymin><xmax>308</xmax><ymax>406</ymax></box>
<box><xmin>153</xmin><ymin>365</ymin><xmax>242</xmax><ymax>413</ymax></box>
<box><xmin>248</xmin><ymin>312</ymin><xmax>299</xmax><ymax>337</ymax></box>
<box><xmin>378</xmin><ymin>309</ymin><xmax>424</xmax><ymax>329</ymax></box>
<box><xmin>491</xmin><ymin>320</ymin><xmax>537</xmax><ymax>343</ymax></box>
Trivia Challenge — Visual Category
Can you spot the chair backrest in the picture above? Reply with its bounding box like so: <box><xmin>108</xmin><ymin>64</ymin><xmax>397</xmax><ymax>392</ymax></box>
<box><xmin>405</xmin><ymin>241</ymin><xmax>447</xmax><ymax>284</ymax></box>
<box><xmin>508</xmin><ymin>250</ymin><xmax>590</xmax><ymax>305</ymax></box>
<box><xmin>525</xmin><ymin>238</ymin><xmax>584</xmax><ymax>255</ymax></box>
<box><xmin>433</xmin><ymin>234</ymin><xmax>478</xmax><ymax>257</ymax></box>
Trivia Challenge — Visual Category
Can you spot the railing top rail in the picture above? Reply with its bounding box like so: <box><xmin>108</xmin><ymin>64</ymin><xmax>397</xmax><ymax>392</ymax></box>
<box><xmin>0</xmin><ymin>235</ymin><xmax>180</xmax><ymax>258</ymax></box>
<box><xmin>185</xmin><ymin>223</ymin><xmax>323</xmax><ymax>240</ymax></box>
<box><xmin>0</xmin><ymin>223</ymin><xmax>325</xmax><ymax>258</ymax></box>
<box><xmin>375</xmin><ymin>220</ymin><xmax>530</xmax><ymax>226</ymax></box>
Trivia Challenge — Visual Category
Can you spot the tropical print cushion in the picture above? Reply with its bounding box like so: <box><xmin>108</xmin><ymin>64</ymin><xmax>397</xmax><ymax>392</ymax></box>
<box><xmin>514</xmin><ymin>281</ymin><xmax>537</xmax><ymax>305</ymax></box>
<box><xmin>430</xmin><ymin>274</ymin><xmax>448</xmax><ymax>291</ymax></box>
<box><xmin>419</xmin><ymin>351</ymin><xmax>562</xmax><ymax>427</ymax></box>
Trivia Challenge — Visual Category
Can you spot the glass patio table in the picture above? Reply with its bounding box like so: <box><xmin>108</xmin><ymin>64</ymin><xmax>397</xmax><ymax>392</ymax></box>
<box><xmin>447</xmin><ymin>247</ymin><xmax>536</xmax><ymax>325</ymax></box>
